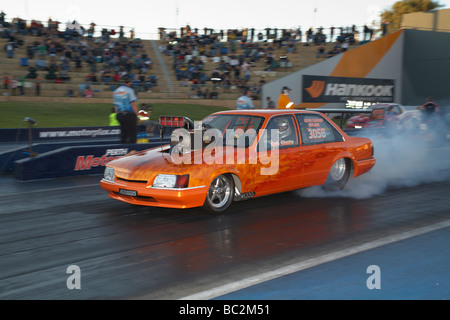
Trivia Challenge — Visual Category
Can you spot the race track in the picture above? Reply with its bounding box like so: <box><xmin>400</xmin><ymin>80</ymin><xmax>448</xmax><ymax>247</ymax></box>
<box><xmin>1</xmin><ymin>167</ymin><xmax>449</xmax><ymax>300</ymax></box>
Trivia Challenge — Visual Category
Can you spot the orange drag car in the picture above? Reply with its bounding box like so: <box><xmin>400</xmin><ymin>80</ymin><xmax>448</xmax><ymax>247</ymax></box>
<box><xmin>100</xmin><ymin>110</ymin><xmax>375</xmax><ymax>213</ymax></box>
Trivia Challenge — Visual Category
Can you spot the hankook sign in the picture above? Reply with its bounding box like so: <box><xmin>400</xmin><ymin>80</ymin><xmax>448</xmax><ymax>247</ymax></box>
<box><xmin>303</xmin><ymin>75</ymin><xmax>395</xmax><ymax>103</ymax></box>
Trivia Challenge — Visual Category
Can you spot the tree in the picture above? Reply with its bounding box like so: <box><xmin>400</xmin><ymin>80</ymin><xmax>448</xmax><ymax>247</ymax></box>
<box><xmin>380</xmin><ymin>0</ymin><xmax>444</xmax><ymax>31</ymax></box>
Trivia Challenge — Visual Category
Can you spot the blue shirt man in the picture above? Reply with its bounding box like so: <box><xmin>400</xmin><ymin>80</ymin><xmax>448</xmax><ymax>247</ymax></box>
<box><xmin>113</xmin><ymin>75</ymin><xmax>139</xmax><ymax>143</ymax></box>
<box><xmin>236</xmin><ymin>90</ymin><xmax>256</xmax><ymax>110</ymax></box>
<box><xmin>114</xmin><ymin>82</ymin><xmax>137</xmax><ymax>112</ymax></box>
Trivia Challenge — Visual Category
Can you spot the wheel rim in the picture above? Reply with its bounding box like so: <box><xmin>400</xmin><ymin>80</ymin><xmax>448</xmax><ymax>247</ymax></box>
<box><xmin>207</xmin><ymin>175</ymin><xmax>231</xmax><ymax>209</ymax></box>
<box><xmin>330</xmin><ymin>158</ymin><xmax>347</xmax><ymax>181</ymax></box>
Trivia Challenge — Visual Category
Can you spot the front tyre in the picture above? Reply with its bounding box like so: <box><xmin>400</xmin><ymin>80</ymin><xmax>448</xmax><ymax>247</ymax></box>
<box><xmin>203</xmin><ymin>174</ymin><xmax>234</xmax><ymax>213</ymax></box>
<box><xmin>323</xmin><ymin>158</ymin><xmax>351</xmax><ymax>191</ymax></box>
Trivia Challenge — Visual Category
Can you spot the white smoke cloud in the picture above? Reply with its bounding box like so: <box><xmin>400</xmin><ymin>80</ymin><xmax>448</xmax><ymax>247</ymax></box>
<box><xmin>299</xmin><ymin>122</ymin><xmax>450</xmax><ymax>199</ymax></box>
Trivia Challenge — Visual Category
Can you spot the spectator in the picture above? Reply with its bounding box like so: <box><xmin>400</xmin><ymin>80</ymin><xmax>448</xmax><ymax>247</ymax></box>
<box><xmin>101</xmin><ymin>68</ymin><xmax>112</xmax><ymax>83</ymax></box>
<box><xmin>58</xmin><ymin>69</ymin><xmax>71</xmax><ymax>82</ymax></box>
<box><xmin>5</xmin><ymin>41</ymin><xmax>14</xmax><ymax>58</ymax></box>
<box><xmin>257</xmin><ymin>32</ymin><xmax>264</xmax><ymax>41</ymax></box>
<box><xmin>11</xmin><ymin>76</ymin><xmax>18</xmax><ymax>96</ymax></box>
<box><xmin>317</xmin><ymin>44</ymin><xmax>326</xmax><ymax>58</ymax></box>
<box><xmin>60</xmin><ymin>57</ymin><xmax>71</xmax><ymax>72</ymax></box>
<box><xmin>78</xmin><ymin>83</ymin><xmax>85</xmax><ymax>97</ymax></box>
<box><xmin>84</xmin><ymin>86</ymin><xmax>94</xmax><ymax>97</ymax></box>
<box><xmin>0</xmin><ymin>11</ymin><xmax>5</xmax><ymax>25</ymax></box>
<box><xmin>306</xmin><ymin>28</ymin><xmax>313</xmax><ymax>44</ymax></box>
<box><xmin>132</xmin><ymin>77</ymin><xmax>142</xmax><ymax>93</ymax></box>
<box><xmin>35</xmin><ymin>76</ymin><xmax>42</xmax><ymax>96</ymax></box>
<box><xmin>35</xmin><ymin>58</ymin><xmax>47</xmax><ymax>70</ymax></box>
<box><xmin>250</xmin><ymin>84</ymin><xmax>261</xmax><ymax>100</ymax></box>
<box><xmin>266</xmin><ymin>96</ymin><xmax>275</xmax><ymax>109</ymax></box>
<box><xmin>26</xmin><ymin>45</ymin><xmax>35</xmax><ymax>59</ymax></box>
<box><xmin>341</xmin><ymin>41</ymin><xmax>349</xmax><ymax>52</ymax></box>
<box><xmin>236</xmin><ymin>89</ymin><xmax>255</xmax><ymax>109</ymax></box>
<box><xmin>18</xmin><ymin>76</ymin><xmax>25</xmax><ymax>96</ymax></box>
<box><xmin>113</xmin><ymin>71</ymin><xmax>121</xmax><ymax>84</ymax></box>
<box><xmin>87</xmin><ymin>22</ymin><xmax>95</xmax><ymax>38</ymax></box>
<box><xmin>363</xmin><ymin>25</ymin><xmax>370</xmax><ymax>41</ymax></box>
<box><xmin>3</xmin><ymin>73</ymin><xmax>9</xmax><ymax>92</ymax></box>
<box><xmin>203</xmin><ymin>88</ymin><xmax>210</xmax><ymax>99</ymax></box>
<box><xmin>37</xmin><ymin>42</ymin><xmax>47</xmax><ymax>58</ymax></box>
<box><xmin>143</xmin><ymin>75</ymin><xmax>153</xmax><ymax>92</ymax></box>
<box><xmin>25</xmin><ymin>67</ymin><xmax>37</xmax><ymax>79</ymax></box>
<box><xmin>210</xmin><ymin>88</ymin><xmax>219</xmax><ymax>99</ymax></box>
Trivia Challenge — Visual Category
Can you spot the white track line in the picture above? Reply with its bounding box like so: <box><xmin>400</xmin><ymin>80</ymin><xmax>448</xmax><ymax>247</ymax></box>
<box><xmin>180</xmin><ymin>219</ymin><xmax>450</xmax><ymax>300</ymax></box>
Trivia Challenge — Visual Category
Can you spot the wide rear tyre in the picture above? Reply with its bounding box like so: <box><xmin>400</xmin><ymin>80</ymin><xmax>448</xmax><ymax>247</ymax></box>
<box><xmin>203</xmin><ymin>174</ymin><xmax>234</xmax><ymax>213</ymax></box>
<box><xmin>323</xmin><ymin>158</ymin><xmax>351</xmax><ymax>191</ymax></box>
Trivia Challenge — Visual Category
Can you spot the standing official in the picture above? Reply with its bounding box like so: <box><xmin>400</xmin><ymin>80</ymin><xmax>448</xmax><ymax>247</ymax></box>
<box><xmin>277</xmin><ymin>86</ymin><xmax>295</xmax><ymax>109</ymax></box>
<box><xmin>113</xmin><ymin>74</ymin><xmax>139</xmax><ymax>143</ymax></box>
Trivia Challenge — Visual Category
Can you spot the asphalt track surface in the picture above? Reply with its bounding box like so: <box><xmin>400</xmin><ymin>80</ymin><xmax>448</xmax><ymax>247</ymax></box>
<box><xmin>1</xmin><ymin>161</ymin><xmax>449</xmax><ymax>301</ymax></box>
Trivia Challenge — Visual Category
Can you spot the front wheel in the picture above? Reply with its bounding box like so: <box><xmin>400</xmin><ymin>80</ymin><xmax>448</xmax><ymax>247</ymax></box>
<box><xmin>203</xmin><ymin>174</ymin><xmax>234</xmax><ymax>213</ymax></box>
<box><xmin>323</xmin><ymin>158</ymin><xmax>351</xmax><ymax>191</ymax></box>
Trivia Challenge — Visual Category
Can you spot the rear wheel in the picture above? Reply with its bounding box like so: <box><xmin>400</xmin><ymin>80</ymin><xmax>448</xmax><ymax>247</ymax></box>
<box><xmin>203</xmin><ymin>174</ymin><xmax>234</xmax><ymax>213</ymax></box>
<box><xmin>323</xmin><ymin>158</ymin><xmax>351</xmax><ymax>191</ymax></box>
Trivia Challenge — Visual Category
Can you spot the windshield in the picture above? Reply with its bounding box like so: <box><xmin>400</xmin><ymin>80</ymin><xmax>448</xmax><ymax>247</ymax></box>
<box><xmin>201</xmin><ymin>114</ymin><xmax>265</xmax><ymax>148</ymax></box>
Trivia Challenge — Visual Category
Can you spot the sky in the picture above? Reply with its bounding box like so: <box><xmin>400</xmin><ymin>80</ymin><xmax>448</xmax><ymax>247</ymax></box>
<box><xmin>1</xmin><ymin>0</ymin><xmax>450</xmax><ymax>39</ymax></box>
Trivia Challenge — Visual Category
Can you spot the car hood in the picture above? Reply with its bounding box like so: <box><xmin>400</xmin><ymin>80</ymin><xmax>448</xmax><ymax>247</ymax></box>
<box><xmin>106</xmin><ymin>145</ymin><xmax>247</xmax><ymax>182</ymax></box>
<box><xmin>107</xmin><ymin>145</ymin><xmax>191</xmax><ymax>180</ymax></box>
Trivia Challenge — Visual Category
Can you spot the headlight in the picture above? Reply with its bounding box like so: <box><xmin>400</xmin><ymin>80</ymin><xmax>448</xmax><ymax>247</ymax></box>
<box><xmin>104</xmin><ymin>167</ymin><xmax>115</xmax><ymax>182</ymax></box>
<box><xmin>152</xmin><ymin>174</ymin><xmax>189</xmax><ymax>188</ymax></box>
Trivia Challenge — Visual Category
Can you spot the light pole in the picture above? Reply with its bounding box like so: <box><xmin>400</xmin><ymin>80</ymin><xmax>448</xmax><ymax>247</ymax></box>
<box><xmin>313</xmin><ymin>0</ymin><xmax>318</xmax><ymax>29</ymax></box>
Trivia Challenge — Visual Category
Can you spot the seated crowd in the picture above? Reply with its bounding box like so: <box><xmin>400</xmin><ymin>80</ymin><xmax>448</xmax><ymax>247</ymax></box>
<box><xmin>158</xmin><ymin>24</ymin><xmax>362</xmax><ymax>100</ymax></box>
<box><xmin>160</xmin><ymin>26</ymin><xmax>290</xmax><ymax>100</ymax></box>
<box><xmin>1</xmin><ymin>11</ymin><xmax>365</xmax><ymax>99</ymax></box>
<box><xmin>1</xmin><ymin>12</ymin><xmax>158</xmax><ymax>97</ymax></box>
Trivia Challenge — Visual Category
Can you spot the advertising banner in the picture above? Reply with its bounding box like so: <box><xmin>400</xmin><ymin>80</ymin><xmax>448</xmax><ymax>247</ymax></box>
<box><xmin>0</xmin><ymin>126</ymin><xmax>121</xmax><ymax>143</ymax></box>
<box><xmin>303</xmin><ymin>75</ymin><xmax>395</xmax><ymax>103</ymax></box>
<box><xmin>14</xmin><ymin>142</ymin><xmax>167</xmax><ymax>181</ymax></box>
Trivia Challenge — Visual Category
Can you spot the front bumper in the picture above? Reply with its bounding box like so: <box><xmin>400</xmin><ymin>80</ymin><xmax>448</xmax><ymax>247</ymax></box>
<box><xmin>100</xmin><ymin>179</ymin><xmax>208</xmax><ymax>209</ymax></box>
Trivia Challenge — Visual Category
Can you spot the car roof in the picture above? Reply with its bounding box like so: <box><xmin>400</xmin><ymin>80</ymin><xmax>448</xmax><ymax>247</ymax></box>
<box><xmin>212</xmin><ymin>109</ymin><xmax>318</xmax><ymax>116</ymax></box>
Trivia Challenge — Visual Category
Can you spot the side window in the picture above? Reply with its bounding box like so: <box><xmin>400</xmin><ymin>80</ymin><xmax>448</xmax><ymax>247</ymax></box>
<box><xmin>296</xmin><ymin>114</ymin><xmax>344</xmax><ymax>146</ymax></box>
<box><xmin>260</xmin><ymin>115</ymin><xmax>299</xmax><ymax>150</ymax></box>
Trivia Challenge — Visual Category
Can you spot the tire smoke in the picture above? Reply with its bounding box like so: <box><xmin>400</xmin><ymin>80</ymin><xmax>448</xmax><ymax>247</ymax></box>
<box><xmin>299</xmin><ymin>124</ymin><xmax>450</xmax><ymax>199</ymax></box>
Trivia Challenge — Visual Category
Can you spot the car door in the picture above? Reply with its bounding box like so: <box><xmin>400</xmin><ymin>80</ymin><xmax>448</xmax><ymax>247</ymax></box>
<box><xmin>295</xmin><ymin>113</ymin><xmax>346</xmax><ymax>187</ymax></box>
<box><xmin>253</xmin><ymin>114</ymin><xmax>304</xmax><ymax>196</ymax></box>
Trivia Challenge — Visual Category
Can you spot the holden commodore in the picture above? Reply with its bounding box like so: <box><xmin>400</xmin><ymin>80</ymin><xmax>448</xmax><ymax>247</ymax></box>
<box><xmin>100</xmin><ymin>109</ymin><xmax>375</xmax><ymax>213</ymax></box>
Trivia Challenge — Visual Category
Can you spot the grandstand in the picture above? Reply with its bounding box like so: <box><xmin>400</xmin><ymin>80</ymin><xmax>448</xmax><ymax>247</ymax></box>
<box><xmin>0</xmin><ymin>20</ymin><xmax>362</xmax><ymax>109</ymax></box>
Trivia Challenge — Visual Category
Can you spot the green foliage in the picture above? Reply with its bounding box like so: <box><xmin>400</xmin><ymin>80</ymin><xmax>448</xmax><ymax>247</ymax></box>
<box><xmin>381</xmin><ymin>0</ymin><xmax>444</xmax><ymax>30</ymax></box>
<box><xmin>0</xmin><ymin>102</ymin><xmax>228</xmax><ymax>128</ymax></box>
